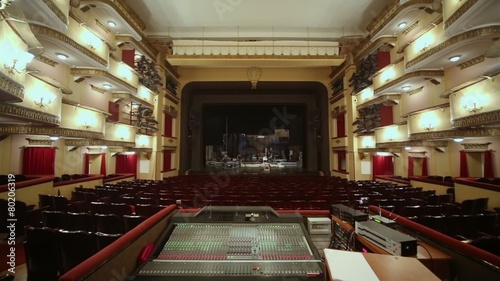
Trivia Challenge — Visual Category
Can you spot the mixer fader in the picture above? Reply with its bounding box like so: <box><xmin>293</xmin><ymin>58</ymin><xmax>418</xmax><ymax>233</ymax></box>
<box><xmin>130</xmin><ymin>206</ymin><xmax>325</xmax><ymax>280</ymax></box>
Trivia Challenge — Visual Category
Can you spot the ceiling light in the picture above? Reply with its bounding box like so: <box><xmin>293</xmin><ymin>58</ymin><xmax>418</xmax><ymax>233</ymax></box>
<box><xmin>453</xmin><ymin>138</ymin><xmax>464</xmax><ymax>143</ymax></box>
<box><xmin>405</xmin><ymin>147</ymin><xmax>411</xmax><ymax>150</ymax></box>
<box><xmin>398</xmin><ymin>22</ymin><xmax>407</xmax><ymax>28</ymax></box>
<box><xmin>449</xmin><ymin>55</ymin><xmax>461</xmax><ymax>62</ymax></box>
<box><xmin>56</xmin><ymin>53</ymin><xmax>68</xmax><ymax>60</ymax></box>
<box><xmin>49</xmin><ymin>136</ymin><xmax>59</xmax><ymax>141</ymax></box>
<box><xmin>102</xmin><ymin>84</ymin><xmax>112</xmax><ymax>89</ymax></box>
<box><xmin>108</xmin><ymin>21</ymin><xmax>116</xmax><ymax>28</ymax></box>
<box><xmin>101</xmin><ymin>145</ymin><xmax>108</xmax><ymax>149</ymax></box>
<box><xmin>402</xmin><ymin>86</ymin><xmax>411</xmax><ymax>91</ymax></box>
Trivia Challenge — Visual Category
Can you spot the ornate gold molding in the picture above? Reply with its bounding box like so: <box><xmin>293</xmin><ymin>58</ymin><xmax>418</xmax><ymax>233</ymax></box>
<box><xmin>444</xmin><ymin>0</ymin><xmax>479</xmax><ymax>29</ymax></box>
<box><xmin>91</xmin><ymin>85</ymin><xmax>107</xmax><ymax>95</ymax></box>
<box><xmin>402</xmin><ymin>20</ymin><xmax>420</xmax><ymax>36</ymax></box>
<box><xmin>331</xmin><ymin>105</ymin><xmax>347</xmax><ymax>118</ymax></box>
<box><xmin>409</xmin><ymin>151</ymin><xmax>427</xmax><ymax>157</ymax></box>
<box><xmin>0</xmin><ymin>73</ymin><xmax>25</xmax><ymax>102</ymax></box>
<box><xmin>41</xmin><ymin>0</ymin><xmax>68</xmax><ymax>26</ymax></box>
<box><xmin>95</xmin><ymin>18</ymin><xmax>110</xmax><ymax>34</ymax></box>
<box><xmin>374</xmin><ymin>70</ymin><xmax>444</xmax><ymax>94</ymax></box>
<box><xmin>406</xmin><ymin>26</ymin><xmax>500</xmax><ymax>69</ymax></box>
<box><xmin>0</xmin><ymin>125</ymin><xmax>104</xmax><ymax>139</ymax></box>
<box><xmin>366</xmin><ymin>0</ymin><xmax>434</xmax><ymax>38</ymax></box>
<box><xmin>30</xmin><ymin>24</ymin><xmax>108</xmax><ymax>67</ymax></box>
<box><xmin>26</xmin><ymin>138</ymin><xmax>53</xmax><ymax>146</ymax></box>
<box><xmin>85</xmin><ymin>0</ymin><xmax>146</xmax><ymax>34</ymax></box>
<box><xmin>112</xmin><ymin>92</ymin><xmax>153</xmax><ymax>108</ymax></box>
<box><xmin>410</xmin><ymin>128</ymin><xmax>500</xmax><ymax>140</ymax></box>
<box><xmin>377</xmin><ymin>140</ymin><xmax>448</xmax><ymax>148</ymax></box>
<box><xmin>457</xmin><ymin>55</ymin><xmax>484</xmax><ymax>70</ymax></box>
<box><xmin>70</xmin><ymin>68</ymin><xmax>137</xmax><ymax>92</ymax></box>
<box><xmin>64</xmin><ymin>139</ymin><xmax>135</xmax><ymax>147</ymax></box>
<box><xmin>87</xmin><ymin>147</ymin><xmax>103</xmax><ymax>153</ymax></box>
<box><xmin>461</xmin><ymin>142</ymin><xmax>491</xmax><ymax>150</ymax></box>
<box><xmin>406</xmin><ymin>86</ymin><xmax>424</xmax><ymax>96</ymax></box>
<box><xmin>452</xmin><ymin>110</ymin><xmax>500</xmax><ymax>128</ymax></box>
<box><xmin>355</xmin><ymin>37</ymin><xmax>397</xmax><ymax>62</ymax></box>
<box><xmin>0</xmin><ymin>103</ymin><xmax>60</xmax><ymax>125</ymax></box>
<box><xmin>357</xmin><ymin>94</ymin><xmax>401</xmax><ymax>110</ymax></box>
<box><xmin>116</xmin><ymin>35</ymin><xmax>158</xmax><ymax>62</ymax></box>
<box><xmin>36</xmin><ymin>55</ymin><xmax>58</xmax><ymax>67</ymax></box>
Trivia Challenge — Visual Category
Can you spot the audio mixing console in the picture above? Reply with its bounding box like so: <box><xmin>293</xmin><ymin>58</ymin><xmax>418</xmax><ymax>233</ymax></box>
<box><xmin>130</xmin><ymin>206</ymin><xmax>325</xmax><ymax>280</ymax></box>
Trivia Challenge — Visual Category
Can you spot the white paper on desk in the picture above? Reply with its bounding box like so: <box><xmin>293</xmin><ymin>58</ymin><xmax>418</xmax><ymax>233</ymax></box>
<box><xmin>324</xmin><ymin>249</ymin><xmax>380</xmax><ymax>281</ymax></box>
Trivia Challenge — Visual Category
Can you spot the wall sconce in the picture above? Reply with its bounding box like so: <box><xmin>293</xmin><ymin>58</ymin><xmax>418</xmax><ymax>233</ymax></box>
<box><xmin>3</xmin><ymin>50</ymin><xmax>34</xmax><ymax>75</ymax></box>
<box><xmin>423</xmin><ymin>123</ymin><xmax>434</xmax><ymax>131</ymax></box>
<box><xmin>81</xmin><ymin>121</ymin><xmax>93</xmax><ymax>129</ymax></box>
<box><xmin>33</xmin><ymin>96</ymin><xmax>53</xmax><ymax>108</ymax></box>
<box><xmin>461</xmin><ymin>93</ymin><xmax>484</xmax><ymax>113</ymax></box>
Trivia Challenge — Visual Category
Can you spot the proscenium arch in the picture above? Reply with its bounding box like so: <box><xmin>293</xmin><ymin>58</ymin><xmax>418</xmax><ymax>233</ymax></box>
<box><xmin>180</xmin><ymin>81</ymin><xmax>329</xmax><ymax>174</ymax></box>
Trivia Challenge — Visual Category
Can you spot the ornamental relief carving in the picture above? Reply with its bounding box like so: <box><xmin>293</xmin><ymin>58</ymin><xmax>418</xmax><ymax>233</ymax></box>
<box><xmin>0</xmin><ymin>103</ymin><xmax>60</xmax><ymax>125</ymax></box>
<box><xmin>452</xmin><ymin>110</ymin><xmax>500</xmax><ymax>128</ymax></box>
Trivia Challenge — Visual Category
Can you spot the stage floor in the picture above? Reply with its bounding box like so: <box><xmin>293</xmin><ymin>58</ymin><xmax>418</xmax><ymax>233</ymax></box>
<box><xmin>202</xmin><ymin>161</ymin><xmax>305</xmax><ymax>174</ymax></box>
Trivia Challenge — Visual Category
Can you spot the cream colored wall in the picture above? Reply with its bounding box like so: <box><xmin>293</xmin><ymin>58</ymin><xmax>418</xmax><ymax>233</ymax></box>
<box><xmin>56</xmin><ymin>146</ymin><xmax>86</xmax><ymax>176</ymax></box>
<box><xmin>455</xmin><ymin>183</ymin><xmax>499</xmax><ymax>211</ymax></box>
<box><xmin>410</xmin><ymin>180</ymin><xmax>449</xmax><ymax>195</ymax></box>
<box><xmin>430</xmin><ymin>145</ymin><xmax>452</xmax><ymax>177</ymax></box>
<box><xmin>393</xmin><ymin>155</ymin><xmax>405</xmax><ymax>178</ymax></box>
<box><xmin>55</xmin><ymin>178</ymin><xmax>103</xmax><ymax>199</ymax></box>
<box><xmin>0</xmin><ymin>136</ymin><xmax>13</xmax><ymax>174</ymax></box>
<box><xmin>8</xmin><ymin>135</ymin><xmax>30</xmax><ymax>174</ymax></box>
<box><xmin>0</xmin><ymin>181</ymin><xmax>54</xmax><ymax>207</ymax></box>
<box><xmin>445</xmin><ymin>137</ymin><xmax>499</xmax><ymax>178</ymax></box>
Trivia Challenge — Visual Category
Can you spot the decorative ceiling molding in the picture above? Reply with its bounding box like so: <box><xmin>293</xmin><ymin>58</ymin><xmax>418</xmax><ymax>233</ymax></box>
<box><xmin>406</xmin><ymin>86</ymin><xmax>424</xmax><ymax>96</ymax></box>
<box><xmin>0</xmin><ymin>125</ymin><xmax>104</xmax><ymax>139</ymax></box>
<box><xmin>30</xmin><ymin>24</ymin><xmax>108</xmax><ymax>67</ymax></box>
<box><xmin>377</xmin><ymin>140</ymin><xmax>448</xmax><ymax>148</ymax></box>
<box><xmin>405</xmin><ymin>26</ymin><xmax>500</xmax><ymax>69</ymax></box>
<box><xmin>374</xmin><ymin>70</ymin><xmax>444</xmax><ymax>94</ymax></box>
<box><xmin>26</xmin><ymin>138</ymin><xmax>53</xmax><ymax>146</ymax></box>
<box><xmin>35</xmin><ymin>55</ymin><xmax>58</xmax><ymax>67</ymax></box>
<box><xmin>444</xmin><ymin>0</ymin><xmax>479</xmax><ymax>29</ymax></box>
<box><xmin>70</xmin><ymin>68</ymin><xmax>138</xmax><ymax>92</ymax></box>
<box><xmin>410</xmin><ymin>128</ymin><xmax>500</xmax><ymax>140</ymax></box>
<box><xmin>0</xmin><ymin>103</ymin><xmax>61</xmax><ymax>125</ymax></box>
<box><xmin>452</xmin><ymin>110</ymin><xmax>500</xmax><ymax>128</ymax></box>
<box><xmin>0</xmin><ymin>72</ymin><xmax>25</xmax><ymax>102</ymax></box>
<box><xmin>461</xmin><ymin>142</ymin><xmax>491</xmax><ymax>150</ymax></box>
<box><xmin>41</xmin><ymin>0</ymin><xmax>68</xmax><ymax>26</ymax></box>
<box><xmin>457</xmin><ymin>55</ymin><xmax>484</xmax><ymax>70</ymax></box>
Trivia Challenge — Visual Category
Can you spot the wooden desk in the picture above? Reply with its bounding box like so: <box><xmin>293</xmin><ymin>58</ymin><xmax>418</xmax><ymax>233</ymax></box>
<box><xmin>325</xmin><ymin>249</ymin><xmax>441</xmax><ymax>281</ymax></box>
<box><xmin>331</xmin><ymin>216</ymin><xmax>452</xmax><ymax>280</ymax></box>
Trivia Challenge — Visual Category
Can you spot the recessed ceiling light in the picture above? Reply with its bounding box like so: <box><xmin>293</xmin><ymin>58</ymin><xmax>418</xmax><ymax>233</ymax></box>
<box><xmin>398</xmin><ymin>22</ymin><xmax>407</xmax><ymax>28</ymax></box>
<box><xmin>103</xmin><ymin>84</ymin><xmax>112</xmax><ymax>89</ymax></box>
<box><xmin>402</xmin><ymin>86</ymin><xmax>411</xmax><ymax>91</ymax></box>
<box><xmin>101</xmin><ymin>145</ymin><xmax>108</xmax><ymax>149</ymax></box>
<box><xmin>405</xmin><ymin>147</ymin><xmax>411</xmax><ymax>150</ymax></box>
<box><xmin>108</xmin><ymin>21</ymin><xmax>117</xmax><ymax>28</ymax></box>
<box><xmin>49</xmin><ymin>136</ymin><xmax>59</xmax><ymax>141</ymax></box>
<box><xmin>449</xmin><ymin>55</ymin><xmax>461</xmax><ymax>62</ymax></box>
<box><xmin>56</xmin><ymin>53</ymin><xmax>68</xmax><ymax>60</ymax></box>
<box><xmin>453</xmin><ymin>138</ymin><xmax>464</xmax><ymax>143</ymax></box>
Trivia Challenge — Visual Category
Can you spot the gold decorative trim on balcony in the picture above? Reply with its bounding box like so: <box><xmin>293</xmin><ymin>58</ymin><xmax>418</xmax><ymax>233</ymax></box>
<box><xmin>26</xmin><ymin>138</ymin><xmax>54</xmax><ymax>146</ymax></box>
<box><xmin>357</xmin><ymin>94</ymin><xmax>401</xmax><ymax>110</ymax></box>
<box><xmin>64</xmin><ymin>139</ymin><xmax>134</xmax><ymax>147</ymax></box>
<box><xmin>366</xmin><ymin>0</ymin><xmax>434</xmax><ymax>38</ymax></box>
<box><xmin>0</xmin><ymin>103</ymin><xmax>60</xmax><ymax>125</ymax></box>
<box><xmin>406</xmin><ymin>86</ymin><xmax>424</xmax><ymax>96</ymax></box>
<box><xmin>377</xmin><ymin>140</ymin><xmax>448</xmax><ymax>148</ymax></box>
<box><xmin>406</xmin><ymin>26</ymin><xmax>500</xmax><ymax>69</ymax></box>
<box><xmin>402</xmin><ymin>20</ymin><xmax>420</xmax><ymax>36</ymax></box>
<box><xmin>410</xmin><ymin>128</ymin><xmax>500</xmax><ymax>140</ymax></box>
<box><xmin>0</xmin><ymin>72</ymin><xmax>25</xmax><ymax>102</ymax></box>
<box><xmin>112</xmin><ymin>92</ymin><xmax>153</xmax><ymax>108</ymax></box>
<box><xmin>70</xmin><ymin>68</ymin><xmax>137</xmax><ymax>92</ymax></box>
<box><xmin>95</xmin><ymin>18</ymin><xmax>110</xmax><ymax>34</ymax></box>
<box><xmin>41</xmin><ymin>0</ymin><xmax>68</xmax><ymax>26</ymax></box>
<box><xmin>354</xmin><ymin>37</ymin><xmax>397</xmax><ymax>62</ymax></box>
<box><xmin>457</xmin><ymin>55</ymin><xmax>484</xmax><ymax>70</ymax></box>
<box><xmin>452</xmin><ymin>110</ymin><xmax>500</xmax><ymax>128</ymax></box>
<box><xmin>0</xmin><ymin>124</ymin><xmax>104</xmax><ymax>139</ymax></box>
<box><xmin>461</xmin><ymin>142</ymin><xmax>491</xmax><ymax>150</ymax></box>
<box><xmin>169</xmin><ymin>53</ymin><xmax>343</xmax><ymax>60</ymax></box>
<box><xmin>444</xmin><ymin>0</ymin><xmax>479</xmax><ymax>29</ymax></box>
<box><xmin>83</xmin><ymin>0</ymin><xmax>146</xmax><ymax>36</ymax></box>
<box><xmin>374</xmin><ymin>70</ymin><xmax>444</xmax><ymax>94</ymax></box>
<box><xmin>35</xmin><ymin>55</ymin><xmax>58</xmax><ymax>67</ymax></box>
<box><xmin>90</xmin><ymin>85</ymin><xmax>107</xmax><ymax>95</ymax></box>
<box><xmin>116</xmin><ymin>35</ymin><xmax>158</xmax><ymax>62</ymax></box>
<box><xmin>30</xmin><ymin>24</ymin><xmax>108</xmax><ymax>67</ymax></box>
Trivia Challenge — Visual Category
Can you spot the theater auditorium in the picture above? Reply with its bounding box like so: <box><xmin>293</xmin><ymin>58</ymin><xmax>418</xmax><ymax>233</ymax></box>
<box><xmin>0</xmin><ymin>0</ymin><xmax>499</xmax><ymax>280</ymax></box>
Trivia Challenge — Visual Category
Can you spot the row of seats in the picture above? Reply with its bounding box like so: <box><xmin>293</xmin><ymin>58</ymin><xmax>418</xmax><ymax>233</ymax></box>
<box><xmin>24</xmin><ymin>226</ymin><xmax>122</xmax><ymax>281</ymax></box>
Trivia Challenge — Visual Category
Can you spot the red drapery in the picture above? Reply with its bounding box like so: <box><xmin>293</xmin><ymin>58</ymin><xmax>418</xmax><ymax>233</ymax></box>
<box><xmin>407</xmin><ymin>156</ymin><xmax>414</xmax><ymax>178</ymax></box>
<box><xmin>337</xmin><ymin>151</ymin><xmax>346</xmax><ymax>172</ymax></box>
<box><xmin>484</xmin><ymin>150</ymin><xmax>494</xmax><ymax>178</ymax></box>
<box><xmin>22</xmin><ymin>147</ymin><xmax>56</xmax><ymax>175</ymax></box>
<box><xmin>460</xmin><ymin>150</ymin><xmax>468</xmax><ymax>177</ymax></box>
<box><xmin>100</xmin><ymin>153</ymin><xmax>107</xmax><ymax>176</ymax></box>
<box><xmin>84</xmin><ymin>153</ymin><xmax>90</xmax><ymax>174</ymax></box>
<box><xmin>115</xmin><ymin>154</ymin><xmax>137</xmax><ymax>177</ymax></box>
<box><xmin>372</xmin><ymin>155</ymin><xmax>394</xmax><ymax>180</ymax></box>
<box><xmin>164</xmin><ymin>114</ymin><xmax>173</xmax><ymax>137</ymax></box>
<box><xmin>336</xmin><ymin>113</ymin><xmax>346</xmax><ymax>137</ymax></box>
<box><xmin>163</xmin><ymin>150</ymin><xmax>172</xmax><ymax>171</ymax></box>
<box><xmin>422</xmin><ymin>157</ymin><xmax>428</xmax><ymax>176</ymax></box>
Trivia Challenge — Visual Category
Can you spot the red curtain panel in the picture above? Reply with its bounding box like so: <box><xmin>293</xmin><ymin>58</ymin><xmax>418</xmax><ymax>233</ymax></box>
<box><xmin>336</xmin><ymin>112</ymin><xmax>345</xmax><ymax>137</ymax></box>
<box><xmin>22</xmin><ymin>147</ymin><xmax>56</xmax><ymax>175</ymax></box>
<box><xmin>484</xmin><ymin>150</ymin><xmax>494</xmax><ymax>178</ymax></box>
<box><xmin>163</xmin><ymin>150</ymin><xmax>172</xmax><ymax>171</ymax></box>
<box><xmin>422</xmin><ymin>157</ymin><xmax>428</xmax><ymax>176</ymax></box>
<box><xmin>372</xmin><ymin>155</ymin><xmax>394</xmax><ymax>180</ymax></box>
<box><xmin>164</xmin><ymin>114</ymin><xmax>173</xmax><ymax>137</ymax></box>
<box><xmin>407</xmin><ymin>156</ymin><xmax>414</xmax><ymax>178</ymax></box>
<box><xmin>84</xmin><ymin>153</ymin><xmax>90</xmax><ymax>174</ymax></box>
<box><xmin>115</xmin><ymin>154</ymin><xmax>137</xmax><ymax>177</ymax></box>
<box><xmin>100</xmin><ymin>153</ymin><xmax>107</xmax><ymax>176</ymax></box>
<box><xmin>459</xmin><ymin>150</ymin><xmax>469</xmax><ymax>177</ymax></box>
<box><xmin>337</xmin><ymin>151</ymin><xmax>346</xmax><ymax>172</ymax></box>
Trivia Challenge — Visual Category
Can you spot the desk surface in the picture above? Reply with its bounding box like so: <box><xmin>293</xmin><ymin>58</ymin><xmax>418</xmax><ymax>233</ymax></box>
<box><xmin>325</xmin><ymin>249</ymin><xmax>441</xmax><ymax>281</ymax></box>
